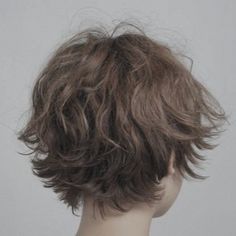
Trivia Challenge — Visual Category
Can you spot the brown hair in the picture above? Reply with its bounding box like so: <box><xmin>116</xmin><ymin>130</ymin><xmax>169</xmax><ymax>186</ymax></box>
<box><xmin>17</xmin><ymin>21</ymin><xmax>228</xmax><ymax>219</ymax></box>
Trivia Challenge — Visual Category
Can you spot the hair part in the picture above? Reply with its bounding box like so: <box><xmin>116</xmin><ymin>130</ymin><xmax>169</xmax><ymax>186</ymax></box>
<box><xmin>17</xmin><ymin>21</ymin><xmax>229</xmax><ymax>219</ymax></box>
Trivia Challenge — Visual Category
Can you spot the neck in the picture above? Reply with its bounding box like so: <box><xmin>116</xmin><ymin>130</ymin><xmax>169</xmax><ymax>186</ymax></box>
<box><xmin>76</xmin><ymin>197</ymin><xmax>155</xmax><ymax>236</ymax></box>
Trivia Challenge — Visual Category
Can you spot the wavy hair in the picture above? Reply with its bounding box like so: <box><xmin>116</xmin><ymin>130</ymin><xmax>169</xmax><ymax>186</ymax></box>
<box><xmin>17</xmin><ymin>21</ymin><xmax>228</xmax><ymax>219</ymax></box>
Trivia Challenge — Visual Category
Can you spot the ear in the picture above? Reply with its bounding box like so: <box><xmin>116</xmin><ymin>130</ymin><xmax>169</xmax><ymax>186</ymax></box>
<box><xmin>168</xmin><ymin>149</ymin><xmax>176</xmax><ymax>175</ymax></box>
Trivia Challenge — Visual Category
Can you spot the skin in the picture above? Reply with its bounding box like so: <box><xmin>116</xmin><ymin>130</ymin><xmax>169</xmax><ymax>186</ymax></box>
<box><xmin>76</xmin><ymin>151</ymin><xmax>183</xmax><ymax>236</ymax></box>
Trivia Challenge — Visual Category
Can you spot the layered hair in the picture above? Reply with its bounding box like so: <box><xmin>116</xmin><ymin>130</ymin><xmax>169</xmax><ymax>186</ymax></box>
<box><xmin>17</xmin><ymin>21</ymin><xmax>228</xmax><ymax>219</ymax></box>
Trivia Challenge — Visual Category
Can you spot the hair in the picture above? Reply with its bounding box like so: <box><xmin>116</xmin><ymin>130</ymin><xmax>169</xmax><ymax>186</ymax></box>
<box><xmin>17</xmin><ymin>21</ymin><xmax>229</xmax><ymax>219</ymax></box>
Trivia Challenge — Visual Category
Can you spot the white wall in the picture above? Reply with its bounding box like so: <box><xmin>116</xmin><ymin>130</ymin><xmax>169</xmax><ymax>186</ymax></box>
<box><xmin>0</xmin><ymin>0</ymin><xmax>235</xmax><ymax>235</ymax></box>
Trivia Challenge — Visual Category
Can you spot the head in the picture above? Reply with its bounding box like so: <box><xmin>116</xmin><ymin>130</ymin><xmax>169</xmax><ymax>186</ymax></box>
<box><xmin>17</xmin><ymin>21</ymin><xmax>228</xmax><ymax>220</ymax></box>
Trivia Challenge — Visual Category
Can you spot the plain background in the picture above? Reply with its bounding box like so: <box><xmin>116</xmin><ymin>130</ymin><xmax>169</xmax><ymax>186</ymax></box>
<box><xmin>0</xmin><ymin>1</ymin><xmax>235</xmax><ymax>235</ymax></box>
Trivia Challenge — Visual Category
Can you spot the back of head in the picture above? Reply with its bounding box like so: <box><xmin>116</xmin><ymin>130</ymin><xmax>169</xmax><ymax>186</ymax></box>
<box><xmin>17</xmin><ymin>21</ymin><xmax>228</xmax><ymax>219</ymax></box>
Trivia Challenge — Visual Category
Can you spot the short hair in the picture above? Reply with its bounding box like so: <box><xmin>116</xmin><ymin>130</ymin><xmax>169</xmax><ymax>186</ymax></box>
<box><xmin>17</xmin><ymin>21</ymin><xmax>228</xmax><ymax>219</ymax></box>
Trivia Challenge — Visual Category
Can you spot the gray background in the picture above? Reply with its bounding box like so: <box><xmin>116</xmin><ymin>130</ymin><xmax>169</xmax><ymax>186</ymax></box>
<box><xmin>0</xmin><ymin>1</ymin><xmax>235</xmax><ymax>235</ymax></box>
